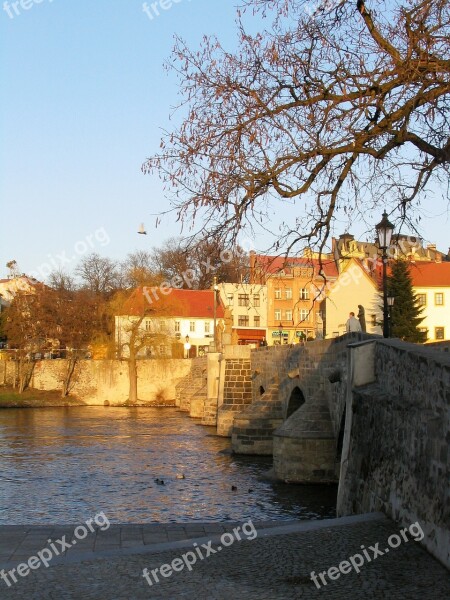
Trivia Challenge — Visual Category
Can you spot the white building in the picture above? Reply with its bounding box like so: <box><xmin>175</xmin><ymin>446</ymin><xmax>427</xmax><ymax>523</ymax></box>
<box><xmin>219</xmin><ymin>282</ymin><xmax>268</xmax><ymax>346</ymax></box>
<box><xmin>115</xmin><ymin>287</ymin><xmax>225</xmax><ymax>358</ymax></box>
<box><xmin>409</xmin><ymin>262</ymin><xmax>450</xmax><ymax>342</ymax></box>
<box><xmin>0</xmin><ymin>276</ymin><xmax>39</xmax><ymax>304</ymax></box>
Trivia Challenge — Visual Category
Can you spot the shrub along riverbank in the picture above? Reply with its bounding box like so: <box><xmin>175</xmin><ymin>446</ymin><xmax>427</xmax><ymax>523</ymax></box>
<box><xmin>0</xmin><ymin>386</ymin><xmax>86</xmax><ymax>408</ymax></box>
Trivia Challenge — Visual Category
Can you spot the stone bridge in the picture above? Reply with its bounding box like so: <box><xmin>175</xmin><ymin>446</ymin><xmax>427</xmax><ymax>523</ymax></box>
<box><xmin>178</xmin><ymin>334</ymin><xmax>449</xmax><ymax>568</ymax></box>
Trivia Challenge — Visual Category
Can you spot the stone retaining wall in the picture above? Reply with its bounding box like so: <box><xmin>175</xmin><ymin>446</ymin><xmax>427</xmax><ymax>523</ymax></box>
<box><xmin>338</xmin><ymin>339</ymin><xmax>450</xmax><ymax>569</ymax></box>
<box><xmin>1</xmin><ymin>358</ymin><xmax>192</xmax><ymax>405</ymax></box>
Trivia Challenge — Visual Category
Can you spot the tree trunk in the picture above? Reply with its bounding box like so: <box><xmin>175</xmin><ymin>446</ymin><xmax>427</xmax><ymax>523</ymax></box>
<box><xmin>128</xmin><ymin>355</ymin><xmax>138</xmax><ymax>405</ymax></box>
<box><xmin>62</xmin><ymin>356</ymin><xmax>78</xmax><ymax>397</ymax></box>
<box><xmin>18</xmin><ymin>358</ymin><xmax>35</xmax><ymax>393</ymax></box>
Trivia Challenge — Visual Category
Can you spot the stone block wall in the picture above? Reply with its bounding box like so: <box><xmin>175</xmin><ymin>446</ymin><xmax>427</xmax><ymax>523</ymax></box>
<box><xmin>175</xmin><ymin>357</ymin><xmax>207</xmax><ymax>411</ymax></box>
<box><xmin>217</xmin><ymin>346</ymin><xmax>252</xmax><ymax>436</ymax></box>
<box><xmin>338</xmin><ymin>339</ymin><xmax>450</xmax><ymax>569</ymax></box>
<box><xmin>231</xmin><ymin>383</ymin><xmax>284</xmax><ymax>454</ymax></box>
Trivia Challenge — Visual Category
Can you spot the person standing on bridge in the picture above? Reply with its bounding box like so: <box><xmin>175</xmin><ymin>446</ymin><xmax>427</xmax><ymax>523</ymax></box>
<box><xmin>346</xmin><ymin>312</ymin><xmax>362</xmax><ymax>333</ymax></box>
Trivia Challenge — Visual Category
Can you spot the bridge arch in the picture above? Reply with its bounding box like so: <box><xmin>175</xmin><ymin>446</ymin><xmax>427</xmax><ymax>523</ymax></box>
<box><xmin>286</xmin><ymin>386</ymin><xmax>306</xmax><ymax>419</ymax></box>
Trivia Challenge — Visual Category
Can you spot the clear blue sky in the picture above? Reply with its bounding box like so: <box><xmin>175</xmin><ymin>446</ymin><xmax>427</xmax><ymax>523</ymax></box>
<box><xmin>1</xmin><ymin>0</ymin><xmax>448</xmax><ymax>281</ymax></box>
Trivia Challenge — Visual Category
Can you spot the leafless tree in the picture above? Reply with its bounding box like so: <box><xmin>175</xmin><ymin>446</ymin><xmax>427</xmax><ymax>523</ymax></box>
<box><xmin>151</xmin><ymin>237</ymin><xmax>249</xmax><ymax>288</ymax></box>
<box><xmin>143</xmin><ymin>0</ymin><xmax>450</xmax><ymax>257</ymax></box>
<box><xmin>36</xmin><ymin>287</ymin><xmax>102</xmax><ymax>396</ymax></box>
<box><xmin>48</xmin><ymin>268</ymin><xmax>77</xmax><ymax>292</ymax></box>
<box><xmin>3</xmin><ymin>290</ymin><xmax>43</xmax><ymax>392</ymax></box>
<box><xmin>75</xmin><ymin>253</ymin><xmax>121</xmax><ymax>296</ymax></box>
<box><xmin>113</xmin><ymin>290</ymin><xmax>177</xmax><ymax>404</ymax></box>
<box><xmin>121</xmin><ymin>250</ymin><xmax>161</xmax><ymax>288</ymax></box>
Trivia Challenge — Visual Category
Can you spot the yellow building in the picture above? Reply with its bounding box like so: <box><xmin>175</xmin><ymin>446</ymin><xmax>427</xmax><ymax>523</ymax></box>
<box><xmin>250</xmin><ymin>253</ymin><xmax>338</xmax><ymax>344</ymax></box>
<box><xmin>320</xmin><ymin>258</ymin><xmax>382</xmax><ymax>338</ymax></box>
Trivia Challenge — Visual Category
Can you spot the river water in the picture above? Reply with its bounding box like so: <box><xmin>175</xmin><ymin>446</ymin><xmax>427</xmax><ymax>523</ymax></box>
<box><xmin>0</xmin><ymin>407</ymin><xmax>337</xmax><ymax>524</ymax></box>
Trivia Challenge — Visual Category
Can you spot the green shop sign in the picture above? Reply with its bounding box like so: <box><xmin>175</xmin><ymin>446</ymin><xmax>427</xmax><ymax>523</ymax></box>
<box><xmin>272</xmin><ymin>331</ymin><xmax>289</xmax><ymax>337</ymax></box>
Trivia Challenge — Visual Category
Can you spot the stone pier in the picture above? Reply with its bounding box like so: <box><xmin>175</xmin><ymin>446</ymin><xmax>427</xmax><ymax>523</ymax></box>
<box><xmin>216</xmin><ymin>345</ymin><xmax>253</xmax><ymax>436</ymax></box>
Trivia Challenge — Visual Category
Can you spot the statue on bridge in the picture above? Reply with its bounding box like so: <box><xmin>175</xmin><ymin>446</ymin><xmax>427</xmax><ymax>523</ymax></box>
<box><xmin>357</xmin><ymin>305</ymin><xmax>366</xmax><ymax>332</ymax></box>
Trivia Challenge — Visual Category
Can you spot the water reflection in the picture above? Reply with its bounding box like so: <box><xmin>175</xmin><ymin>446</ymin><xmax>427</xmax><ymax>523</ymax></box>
<box><xmin>0</xmin><ymin>407</ymin><xmax>336</xmax><ymax>523</ymax></box>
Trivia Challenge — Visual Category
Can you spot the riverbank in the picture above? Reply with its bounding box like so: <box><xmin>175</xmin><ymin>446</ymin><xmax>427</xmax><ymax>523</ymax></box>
<box><xmin>0</xmin><ymin>386</ymin><xmax>177</xmax><ymax>408</ymax></box>
<box><xmin>0</xmin><ymin>386</ymin><xmax>85</xmax><ymax>408</ymax></box>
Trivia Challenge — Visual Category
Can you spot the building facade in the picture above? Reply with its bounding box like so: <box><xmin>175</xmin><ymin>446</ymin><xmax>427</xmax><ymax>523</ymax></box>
<box><xmin>321</xmin><ymin>258</ymin><xmax>382</xmax><ymax>338</ymax></box>
<box><xmin>219</xmin><ymin>282</ymin><xmax>267</xmax><ymax>346</ymax></box>
<box><xmin>250</xmin><ymin>253</ymin><xmax>338</xmax><ymax>345</ymax></box>
<box><xmin>115</xmin><ymin>287</ymin><xmax>225</xmax><ymax>358</ymax></box>
<box><xmin>409</xmin><ymin>262</ymin><xmax>450</xmax><ymax>342</ymax></box>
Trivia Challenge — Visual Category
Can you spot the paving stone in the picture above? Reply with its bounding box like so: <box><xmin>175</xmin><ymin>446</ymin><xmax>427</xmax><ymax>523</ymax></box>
<box><xmin>0</xmin><ymin>517</ymin><xmax>448</xmax><ymax>599</ymax></box>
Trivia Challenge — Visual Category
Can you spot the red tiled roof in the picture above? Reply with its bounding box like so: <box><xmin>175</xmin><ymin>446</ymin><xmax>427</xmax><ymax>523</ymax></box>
<box><xmin>408</xmin><ymin>262</ymin><xmax>450</xmax><ymax>287</ymax></box>
<box><xmin>120</xmin><ymin>287</ymin><xmax>225</xmax><ymax>319</ymax></box>
<box><xmin>252</xmin><ymin>255</ymin><xmax>339</xmax><ymax>278</ymax></box>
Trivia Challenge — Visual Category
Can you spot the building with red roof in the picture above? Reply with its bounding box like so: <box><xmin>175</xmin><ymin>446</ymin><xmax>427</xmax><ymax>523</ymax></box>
<box><xmin>115</xmin><ymin>287</ymin><xmax>225</xmax><ymax>358</ymax></box>
<box><xmin>408</xmin><ymin>262</ymin><xmax>450</xmax><ymax>342</ymax></box>
<box><xmin>249</xmin><ymin>252</ymin><xmax>339</xmax><ymax>343</ymax></box>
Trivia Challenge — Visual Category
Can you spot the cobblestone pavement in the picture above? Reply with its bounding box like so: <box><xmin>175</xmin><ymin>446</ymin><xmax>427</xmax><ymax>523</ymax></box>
<box><xmin>1</xmin><ymin>514</ymin><xmax>449</xmax><ymax>599</ymax></box>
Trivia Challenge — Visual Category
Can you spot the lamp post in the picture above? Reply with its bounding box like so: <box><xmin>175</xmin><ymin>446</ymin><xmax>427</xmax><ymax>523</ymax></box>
<box><xmin>278</xmin><ymin>322</ymin><xmax>283</xmax><ymax>345</ymax></box>
<box><xmin>375</xmin><ymin>211</ymin><xmax>395</xmax><ymax>338</ymax></box>
<box><xmin>213</xmin><ymin>276</ymin><xmax>219</xmax><ymax>352</ymax></box>
<box><xmin>387</xmin><ymin>296</ymin><xmax>395</xmax><ymax>338</ymax></box>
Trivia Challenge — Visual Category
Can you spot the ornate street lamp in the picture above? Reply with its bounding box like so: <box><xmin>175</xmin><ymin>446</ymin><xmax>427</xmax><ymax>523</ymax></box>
<box><xmin>376</xmin><ymin>211</ymin><xmax>395</xmax><ymax>338</ymax></box>
<box><xmin>278</xmin><ymin>322</ymin><xmax>283</xmax><ymax>345</ymax></box>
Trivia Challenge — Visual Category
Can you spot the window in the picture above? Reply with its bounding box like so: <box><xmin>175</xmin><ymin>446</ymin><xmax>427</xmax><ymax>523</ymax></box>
<box><xmin>435</xmin><ymin>327</ymin><xmax>445</xmax><ymax>340</ymax></box>
<box><xmin>190</xmin><ymin>321</ymin><xmax>195</xmax><ymax>332</ymax></box>
<box><xmin>285</xmin><ymin>309</ymin><xmax>292</xmax><ymax>321</ymax></box>
<box><xmin>274</xmin><ymin>309</ymin><xmax>281</xmax><ymax>321</ymax></box>
<box><xmin>227</xmin><ymin>294</ymin><xmax>233</xmax><ymax>305</ymax></box>
<box><xmin>300</xmin><ymin>288</ymin><xmax>309</xmax><ymax>300</ymax></box>
<box><xmin>159</xmin><ymin>345</ymin><xmax>166</xmax><ymax>355</ymax></box>
<box><xmin>175</xmin><ymin>321</ymin><xmax>180</xmax><ymax>333</ymax></box>
<box><xmin>238</xmin><ymin>315</ymin><xmax>249</xmax><ymax>326</ymax></box>
<box><xmin>417</xmin><ymin>294</ymin><xmax>427</xmax><ymax>306</ymax></box>
<box><xmin>419</xmin><ymin>327</ymin><xmax>428</xmax><ymax>341</ymax></box>
<box><xmin>299</xmin><ymin>309</ymin><xmax>310</xmax><ymax>322</ymax></box>
<box><xmin>254</xmin><ymin>316</ymin><xmax>260</xmax><ymax>327</ymax></box>
<box><xmin>371</xmin><ymin>314</ymin><xmax>377</xmax><ymax>327</ymax></box>
<box><xmin>204</xmin><ymin>322</ymin><xmax>210</xmax><ymax>334</ymax></box>
<box><xmin>145</xmin><ymin>320</ymin><xmax>152</xmax><ymax>331</ymax></box>
<box><xmin>253</xmin><ymin>295</ymin><xmax>260</xmax><ymax>307</ymax></box>
<box><xmin>275</xmin><ymin>289</ymin><xmax>282</xmax><ymax>299</ymax></box>
<box><xmin>238</xmin><ymin>294</ymin><xmax>249</xmax><ymax>306</ymax></box>
<box><xmin>435</xmin><ymin>293</ymin><xmax>444</xmax><ymax>306</ymax></box>
<box><xmin>285</xmin><ymin>288</ymin><xmax>292</xmax><ymax>299</ymax></box>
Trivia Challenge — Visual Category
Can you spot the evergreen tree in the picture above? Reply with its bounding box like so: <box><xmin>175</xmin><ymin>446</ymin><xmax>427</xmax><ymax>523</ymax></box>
<box><xmin>385</xmin><ymin>261</ymin><xmax>426</xmax><ymax>343</ymax></box>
